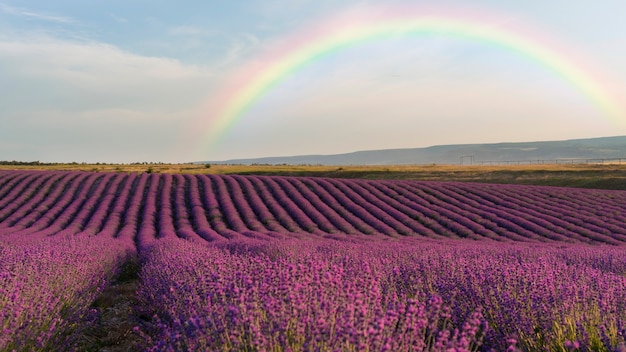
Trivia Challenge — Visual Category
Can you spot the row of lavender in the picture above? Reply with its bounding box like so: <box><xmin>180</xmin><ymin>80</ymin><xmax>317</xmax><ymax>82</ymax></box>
<box><xmin>2</xmin><ymin>169</ymin><xmax>626</xmax><ymax>350</ymax></box>
<box><xmin>1</xmin><ymin>170</ymin><xmax>626</xmax><ymax>244</ymax></box>
<box><xmin>0</xmin><ymin>234</ymin><xmax>132</xmax><ymax>351</ymax></box>
<box><xmin>0</xmin><ymin>173</ymin><xmax>135</xmax><ymax>350</ymax></box>
<box><xmin>137</xmin><ymin>237</ymin><xmax>626</xmax><ymax>351</ymax></box>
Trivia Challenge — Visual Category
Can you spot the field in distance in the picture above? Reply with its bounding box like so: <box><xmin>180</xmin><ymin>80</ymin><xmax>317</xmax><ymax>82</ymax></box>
<box><xmin>2</xmin><ymin>162</ymin><xmax>626</xmax><ymax>190</ymax></box>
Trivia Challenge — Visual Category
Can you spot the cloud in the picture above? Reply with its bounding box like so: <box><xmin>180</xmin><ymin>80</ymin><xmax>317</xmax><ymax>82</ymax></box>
<box><xmin>0</xmin><ymin>3</ymin><xmax>74</xmax><ymax>24</ymax></box>
<box><xmin>0</xmin><ymin>35</ymin><xmax>211</xmax><ymax>82</ymax></box>
<box><xmin>0</xmin><ymin>35</ymin><xmax>215</xmax><ymax>162</ymax></box>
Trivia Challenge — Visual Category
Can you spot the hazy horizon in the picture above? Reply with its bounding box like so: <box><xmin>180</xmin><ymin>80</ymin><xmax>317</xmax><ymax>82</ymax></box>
<box><xmin>2</xmin><ymin>1</ymin><xmax>626</xmax><ymax>163</ymax></box>
<box><xmin>205</xmin><ymin>134</ymin><xmax>625</xmax><ymax>162</ymax></box>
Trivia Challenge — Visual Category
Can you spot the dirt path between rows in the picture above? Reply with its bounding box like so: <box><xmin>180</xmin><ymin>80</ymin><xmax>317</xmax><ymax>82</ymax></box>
<box><xmin>76</xmin><ymin>258</ymin><xmax>148</xmax><ymax>351</ymax></box>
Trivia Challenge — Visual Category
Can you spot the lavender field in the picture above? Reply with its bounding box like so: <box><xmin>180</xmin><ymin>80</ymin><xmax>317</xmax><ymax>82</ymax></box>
<box><xmin>1</xmin><ymin>170</ymin><xmax>625</xmax><ymax>351</ymax></box>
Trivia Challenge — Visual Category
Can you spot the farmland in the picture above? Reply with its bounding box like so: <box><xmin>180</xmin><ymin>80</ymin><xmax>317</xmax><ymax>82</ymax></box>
<box><xmin>1</xmin><ymin>169</ymin><xmax>625</xmax><ymax>351</ymax></box>
<box><xmin>3</xmin><ymin>163</ymin><xmax>626</xmax><ymax>190</ymax></box>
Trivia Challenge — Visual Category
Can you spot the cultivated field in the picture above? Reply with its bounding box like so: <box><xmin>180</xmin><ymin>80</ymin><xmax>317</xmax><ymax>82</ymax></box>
<box><xmin>3</xmin><ymin>162</ymin><xmax>626</xmax><ymax>189</ymax></box>
<box><xmin>1</xmin><ymin>168</ymin><xmax>625</xmax><ymax>351</ymax></box>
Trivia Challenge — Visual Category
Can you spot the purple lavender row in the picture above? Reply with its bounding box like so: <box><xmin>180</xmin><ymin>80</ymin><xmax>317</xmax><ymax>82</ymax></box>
<box><xmin>12</xmin><ymin>173</ymin><xmax>84</xmax><ymax>233</ymax></box>
<box><xmin>168</xmin><ymin>174</ymin><xmax>201</xmax><ymax>242</ymax></box>
<box><xmin>437</xmin><ymin>182</ymin><xmax>586</xmax><ymax>241</ymax></box>
<box><xmin>97</xmin><ymin>173</ymin><xmax>138</xmax><ymax>241</ymax></box>
<box><xmin>77</xmin><ymin>172</ymin><xmax>129</xmax><ymax>237</ymax></box>
<box><xmin>2</xmin><ymin>173</ymin><xmax>80</xmax><ymax>236</ymax></box>
<box><xmin>421</xmin><ymin>182</ymin><xmax>533</xmax><ymax>240</ymax></box>
<box><xmin>355</xmin><ymin>180</ymin><xmax>458</xmax><ymax>239</ymax></box>
<box><xmin>172</xmin><ymin>174</ymin><xmax>216</xmax><ymax>242</ymax></box>
<box><xmin>28</xmin><ymin>172</ymin><xmax>96</xmax><ymax>237</ymax></box>
<box><xmin>206</xmin><ymin>175</ymin><xmax>249</xmax><ymax>233</ymax></box>
<box><xmin>494</xmin><ymin>185</ymin><xmax>626</xmax><ymax>240</ymax></box>
<box><xmin>396</xmin><ymin>181</ymin><xmax>560</xmax><ymax>242</ymax></box>
<box><xmin>0</xmin><ymin>172</ymin><xmax>58</xmax><ymax>226</ymax></box>
<box><xmin>446</xmin><ymin>242</ymin><xmax>625</xmax><ymax>350</ymax></box>
<box><xmin>0</xmin><ymin>233</ymin><xmax>130</xmax><ymax>350</ymax></box>
<box><xmin>183</xmin><ymin>174</ymin><xmax>225</xmax><ymax>241</ymax></box>
<box><xmin>230</xmin><ymin>175</ymin><xmax>291</xmax><ymax>236</ymax></box>
<box><xmin>401</xmin><ymin>182</ymin><xmax>526</xmax><ymax>241</ymax></box>
<box><xmin>334</xmin><ymin>179</ymin><xmax>423</xmax><ymax>236</ymax></box>
<box><xmin>220</xmin><ymin>175</ymin><xmax>275</xmax><ymax>240</ymax></box>
<box><xmin>376</xmin><ymin>182</ymin><xmax>470</xmax><ymax>239</ymax></box>
<box><xmin>137</xmin><ymin>238</ymin><xmax>488</xmax><ymax>351</ymax></box>
<box><xmin>0</xmin><ymin>172</ymin><xmax>60</xmax><ymax>231</ymax></box>
<box><xmin>534</xmin><ymin>190</ymin><xmax>626</xmax><ymax>236</ymax></box>
<box><xmin>560</xmin><ymin>214</ymin><xmax>626</xmax><ymax>242</ymax></box>
<box><xmin>259</xmin><ymin>176</ymin><xmax>327</xmax><ymax>236</ymax></box>
<box><xmin>7</xmin><ymin>173</ymin><xmax>79</xmax><ymax>233</ymax></box>
<box><xmin>198</xmin><ymin>175</ymin><xmax>244</xmax><ymax>240</ymax></box>
<box><xmin>0</xmin><ymin>170</ymin><xmax>22</xmax><ymax>195</ymax></box>
<box><xmin>27</xmin><ymin>172</ymin><xmax>105</xmax><ymax>238</ymax></box>
<box><xmin>410</xmin><ymin>182</ymin><xmax>558</xmax><ymax>242</ymax></box>
<box><xmin>464</xmin><ymin>183</ymin><xmax>617</xmax><ymax>236</ymax></box>
<box><xmin>222</xmin><ymin>175</ymin><xmax>265</xmax><ymax>232</ymax></box>
<box><xmin>385</xmin><ymin>239</ymin><xmax>626</xmax><ymax>350</ymax></box>
<box><xmin>433</xmin><ymin>182</ymin><xmax>581</xmax><ymax>242</ymax></box>
<box><xmin>136</xmin><ymin>174</ymin><xmax>160</xmax><ymax>248</ymax></box>
<box><xmin>116</xmin><ymin>173</ymin><xmax>149</xmax><ymax>243</ymax></box>
<box><xmin>412</xmin><ymin>182</ymin><xmax>565</xmax><ymax>242</ymax></box>
<box><xmin>448</xmin><ymin>182</ymin><xmax>620</xmax><ymax>244</ymax></box>
<box><xmin>348</xmin><ymin>179</ymin><xmax>440</xmax><ymax>236</ymax></box>
<box><xmin>2</xmin><ymin>171</ymin><xmax>626</xmax><ymax>245</ymax></box>
<box><xmin>0</xmin><ymin>172</ymin><xmax>34</xmax><ymax>223</ymax></box>
<box><xmin>300</xmin><ymin>177</ymin><xmax>379</xmax><ymax>235</ymax></box>
<box><xmin>271</xmin><ymin>176</ymin><xmax>340</xmax><ymax>234</ymax></box>
<box><xmin>314</xmin><ymin>178</ymin><xmax>398</xmax><ymax>236</ymax></box>
<box><xmin>137</xmin><ymin>238</ymin><xmax>626</xmax><ymax>351</ymax></box>
<box><xmin>0</xmin><ymin>170</ymin><xmax>14</xmax><ymax>190</ymax></box>
<box><xmin>164</xmin><ymin>174</ymin><xmax>204</xmax><ymax>241</ymax></box>
<box><xmin>316</xmin><ymin>179</ymin><xmax>400</xmax><ymax>236</ymax></box>
<box><xmin>285</xmin><ymin>177</ymin><xmax>360</xmax><ymax>234</ymax></box>
<box><xmin>0</xmin><ymin>170</ymin><xmax>39</xmax><ymax>198</ymax></box>
<box><xmin>0</xmin><ymin>171</ymin><xmax>39</xmax><ymax>216</ymax></box>
<box><xmin>528</xmin><ymin>185</ymin><xmax>626</xmax><ymax>219</ymax></box>
<box><xmin>155</xmin><ymin>173</ymin><xmax>178</xmax><ymax>241</ymax></box>
<box><xmin>197</xmin><ymin>175</ymin><xmax>236</xmax><ymax>239</ymax></box>
<box><xmin>244</xmin><ymin>175</ymin><xmax>303</xmax><ymax>234</ymax></box>
<box><xmin>477</xmin><ymin>183</ymin><xmax>626</xmax><ymax>239</ymax></box>
<box><xmin>3</xmin><ymin>172</ymin><xmax>90</xmax><ymax>239</ymax></box>
<box><xmin>57</xmin><ymin>172</ymin><xmax>117</xmax><ymax>235</ymax></box>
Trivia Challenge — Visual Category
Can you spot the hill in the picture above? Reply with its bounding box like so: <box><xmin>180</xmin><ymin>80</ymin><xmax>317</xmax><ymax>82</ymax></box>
<box><xmin>205</xmin><ymin>135</ymin><xmax>626</xmax><ymax>165</ymax></box>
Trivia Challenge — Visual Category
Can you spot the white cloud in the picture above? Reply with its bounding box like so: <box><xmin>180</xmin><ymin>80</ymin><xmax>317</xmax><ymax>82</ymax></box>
<box><xmin>0</xmin><ymin>35</ymin><xmax>216</xmax><ymax>162</ymax></box>
<box><xmin>0</xmin><ymin>36</ymin><xmax>211</xmax><ymax>81</ymax></box>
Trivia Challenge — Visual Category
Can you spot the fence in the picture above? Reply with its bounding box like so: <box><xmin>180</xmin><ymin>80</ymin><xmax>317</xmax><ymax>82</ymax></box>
<box><xmin>460</xmin><ymin>157</ymin><xmax>626</xmax><ymax>166</ymax></box>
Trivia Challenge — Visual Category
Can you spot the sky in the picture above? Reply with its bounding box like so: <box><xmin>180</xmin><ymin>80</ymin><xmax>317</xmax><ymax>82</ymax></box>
<box><xmin>2</xmin><ymin>1</ymin><xmax>626</xmax><ymax>163</ymax></box>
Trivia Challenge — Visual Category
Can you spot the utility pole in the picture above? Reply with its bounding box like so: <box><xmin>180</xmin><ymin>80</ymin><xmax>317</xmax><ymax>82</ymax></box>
<box><xmin>460</xmin><ymin>155</ymin><xmax>474</xmax><ymax>165</ymax></box>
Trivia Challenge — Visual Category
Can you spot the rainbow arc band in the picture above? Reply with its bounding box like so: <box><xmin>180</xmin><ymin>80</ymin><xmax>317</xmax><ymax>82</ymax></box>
<box><xmin>205</xmin><ymin>15</ymin><xmax>624</xmax><ymax>150</ymax></box>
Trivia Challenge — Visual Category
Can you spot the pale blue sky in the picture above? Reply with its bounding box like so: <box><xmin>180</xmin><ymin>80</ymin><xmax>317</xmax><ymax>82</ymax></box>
<box><xmin>2</xmin><ymin>0</ymin><xmax>626</xmax><ymax>162</ymax></box>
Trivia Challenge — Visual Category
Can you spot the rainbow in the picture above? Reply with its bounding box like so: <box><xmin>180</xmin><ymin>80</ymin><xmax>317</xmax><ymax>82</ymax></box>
<box><xmin>203</xmin><ymin>7</ymin><xmax>624</xmax><ymax>151</ymax></box>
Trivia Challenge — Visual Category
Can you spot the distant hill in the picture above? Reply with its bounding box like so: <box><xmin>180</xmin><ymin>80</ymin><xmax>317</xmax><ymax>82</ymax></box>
<box><xmin>204</xmin><ymin>135</ymin><xmax>626</xmax><ymax>165</ymax></box>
